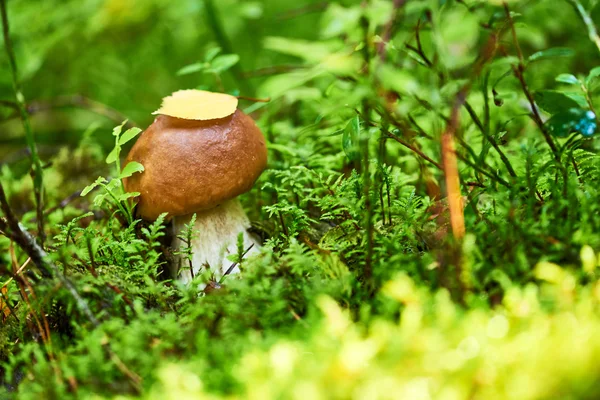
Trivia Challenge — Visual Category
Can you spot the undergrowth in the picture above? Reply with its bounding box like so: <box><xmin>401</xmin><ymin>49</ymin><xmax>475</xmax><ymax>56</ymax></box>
<box><xmin>2</xmin><ymin>0</ymin><xmax>600</xmax><ymax>398</ymax></box>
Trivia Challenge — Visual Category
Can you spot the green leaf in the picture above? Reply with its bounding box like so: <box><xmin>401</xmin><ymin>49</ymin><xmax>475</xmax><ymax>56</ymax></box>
<box><xmin>257</xmin><ymin>69</ymin><xmax>322</xmax><ymax>100</ymax></box>
<box><xmin>263</xmin><ymin>36</ymin><xmax>336</xmax><ymax>63</ymax></box>
<box><xmin>377</xmin><ymin>64</ymin><xmax>420</xmax><ymax>94</ymax></box>
<box><xmin>556</xmin><ymin>74</ymin><xmax>580</xmax><ymax>85</ymax></box>
<box><xmin>93</xmin><ymin>192</ymin><xmax>108</xmax><ymax>207</ymax></box>
<box><xmin>204</xmin><ymin>47</ymin><xmax>221</xmax><ymax>62</ymax></box>
<box><xmin>487</xmin><ymin>56</ymin><xmax>519</xmax><ymax>69</ymax></box>
<box><xmin>342</xmin><ymin>116</ymin><xmax>361</xmax><ymax>161</ymax></box>
<box><xmin>105</xmin><ymin>179</ymin><xmax>121</xmax><ymax>192</ymax></box>
<box><xmin>268</xmin><ymin>143</ymin><xmax>297</xmax><ymax>157</ymax></box>
<box><xmin>105</xmin><ymin>147</ymin><xmax>119</xmax><ymax>164</ymax></box>
<box><xmin>487</xmin><ymin>11</ymin><xmax>508</xmax><ymax>27</ymax></box>
<box><xmin>118</xmin><ymin>127</ymin><xmax>142</xmax><ymax>146</ymax></box>
<box><xmin>80</xmin><ymin>184</ymin><xmax>97</xmax><ymax>197</ymax></box>
<box><xmin>534</xmin><ymin>91</ymin><xmax>580</xmax><ymax>114</ymax></box>
<box><xmin>563</xmin><ymin>93</ymin><xmax>588</xmax><ymax>108</ymax></box>
<box><xmin>438</xmin><ymin>7</ymin><xmax>480</xmax><ymax>69</ymax></box>
<box><xmin>81</xmin><ymin>176</ymin><xmax>107</xmax><ymax>197</ymax></box>
<box><xmin>117</xmin><ymin>192</ymin><xmax>140</xmax><ymax>202</ymax></box>
<box><xmin>528</xmin><ymin>47</ymin><xmax>574</xmax><ymax>63</ymax></box>
<box><xmin>112</xmin><ymin>120</ymin><xmax>128</xmax><ymax>137</ymax></box>
<box><xmin>119</xmin><ymin>161</ymin><xmax>145</xmax><ymax>179</ymax></box>
<box><xmin>586</xmin><ymin>66</ymin><xmax>600</xmax><ymax>86</ymax></box>
<box><xmin>208</xmin><ymin>54</ymin><xmax>239</xmax><ymax>73</ymax></box>
<box><xmin>320</xmin><ymin>3</ymin><xmax>362</xmax><ymax>38</ymax></box>
<box><xmin>177</xmin><ymin>63</ymin><xmax>207</xmax><ymax>76</ymax></box>
<box><xmin>546</xmin><ymin>108</ymin><xmax>597</xmax><ymax>137</ymax></box>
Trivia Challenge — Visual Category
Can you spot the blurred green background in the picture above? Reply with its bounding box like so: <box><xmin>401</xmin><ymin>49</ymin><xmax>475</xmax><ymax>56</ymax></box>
<box><xmin>2</xmin><ymin>0</ymin><xmax>599</xmax><ymax>169</ymax></box>
<box><xmin>0</xmin><ymin>0</ymin><xmax>336</xmax><ymax>168</ymax></box>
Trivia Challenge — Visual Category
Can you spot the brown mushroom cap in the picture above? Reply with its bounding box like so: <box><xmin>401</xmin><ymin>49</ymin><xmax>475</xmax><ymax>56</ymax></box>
<box><xmin>123</xmin><ymin>109</ymin><xmax>267</xmax><ymax>220</ymax></box>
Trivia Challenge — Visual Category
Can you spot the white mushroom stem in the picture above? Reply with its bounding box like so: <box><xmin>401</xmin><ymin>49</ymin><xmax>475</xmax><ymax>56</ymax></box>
<box><xmin>170</xmin><ymin>198</ymin><xmax>261</xmax><ymax>285</ymax></box>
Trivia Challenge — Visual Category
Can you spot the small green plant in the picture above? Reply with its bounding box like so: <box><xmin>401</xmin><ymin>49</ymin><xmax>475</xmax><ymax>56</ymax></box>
<box><xmin>80</xmin><ymin>121</ymin><xmax>144</xmax><ymax>225</ymax></box>
<box><xmin>173</xmin><ymin>213</ymin><xmax>198</xmax><ymax>279</ymax></box>
<box><xmin>177</xmin><ymin>46</ymin><xmax>240</xmax><ymax>91</ymax></box>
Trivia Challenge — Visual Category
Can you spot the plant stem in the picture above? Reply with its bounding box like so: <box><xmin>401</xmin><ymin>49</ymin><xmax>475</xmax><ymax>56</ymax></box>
<box><xmin>384</xmin><ymin>130</ymin><xmax>443</xmax><ymax>170</ymax></box>
<box><xmin>360</xmin><ymin>13</ymin><xmax>373</xmax><ymax>287</ymax></box>
<box><xmin>503</xmin><ymin>3</ymin><xmax>559</xmax><ymax>159</ymax></box>
<box><xmin>456</xmin><ymin>152</ymin><xmax>511</xmax><ymax>188</ymax></box>
<box><xmin>101</xmin><ymin>182</ymin><xmax>132</xmax><ymax>226</ymax></box>
<box><xmin>463</xmin><ymin>101</ymin><xmax>517</xmax><ymax>178</ymax></box>
<box><xmin>504</xmin><ymin>2</ymin><xmax>572</xmax><ymax>195</ymax></box>
<box><xmin>442</xmin><ymin>94</ymin><xmax>466</xmax><ymax>241</ymax></box>
<box><xmin>581</xmin><ymin>83</ymin><xmax>599</xmax><ymax>118</ymax></box>
<box><xmin>483</xmin><ymin>71</ymin><xmax>491</xmax><ymax>140</ymax></box>
<box><xmin>1</xmin><ymin>0</ymin><xmax>45</xmax><ymax>246</ymax></box>
<box><xmin>567</xmin><ymin>0</ymin><xmax>600</xmax><ymax>54</ymax></box>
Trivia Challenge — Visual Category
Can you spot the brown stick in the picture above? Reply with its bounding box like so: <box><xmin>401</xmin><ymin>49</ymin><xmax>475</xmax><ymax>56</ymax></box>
<box><xmin>236</xmin><ymin>95</ymin><xmax>270</xmax><ymax>103</ymax></box>
<box><xmin>442</xmin><ymin>97</ymin><xmax>466</xmax><ymax>240</ymax></box>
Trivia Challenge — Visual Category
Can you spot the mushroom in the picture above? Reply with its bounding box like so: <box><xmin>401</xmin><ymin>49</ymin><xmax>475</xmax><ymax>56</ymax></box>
<box><xmin>123</xmin><ymin>90</ymin><xmax>267</xmax><ymax>284</ymax></box>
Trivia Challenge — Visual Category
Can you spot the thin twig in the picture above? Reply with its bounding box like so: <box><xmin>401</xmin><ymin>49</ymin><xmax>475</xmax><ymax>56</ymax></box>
<box><xmin>1</xmin><ymin>256</ymin><xmax>31</xmax><ymax>289</ymax></box>
<box><xmin>8</xmin><ymin>243</ymin><xmax>59</xmax><ymax>386</ymax></box>
<box><xmin>384</xmin><ymin>130</ymin><xmax>443</xmax><ymax>170</ymax></box>
<box><xmin>503</xmin><ymin>3</ymin><xmax>559</xmax><ymax>159</ymax></box>
<box><xmin>278</xmin><ymin>211</ymin><xmax>289</xmax><ymax>236</ymax></box>
<box><xmin>44</xmin><ymin>190</ymin><xmax>83</xmax><ymax>216</ymax></box>
<box><xmin>414</xmin><ymin>95</ymin><xmax>450</xmax><ymax>123</ymax></box>
<box><xmin>406</xmin><ymin>19</ymin><xmax>434</xmax><ymax>67</ymax></box>
<box><xmin>581</xmin><ymin>82</ymin><xmax>599</xmax><ymax>120</ymax></box>
<box><xmin>1</xmin><ymin>95</ymin><xmax>138</xmax><ymax>127</ymax></box>
<box><xmin>220</xmin><ymin>244</ymin><xmax>255</xmax><ymax>281</ymax></box>
<box><xmin>463</xmin><ymin>101</ymin><xmax>517</xmax><ymax>178</ymax></box>
<box><xmin>237</xmin><ymin>95</ymin><xmax>270</xmax><ymax>103</ymax></box>
<box><xmin>242</xmin><ymin>65</ymin><xmax>301</xmax><ymax>78</ymax></box>
<box><xmin>456</xmin><ymin>152</ymin><xmax>511</xmax><ymax>187</ymax></box>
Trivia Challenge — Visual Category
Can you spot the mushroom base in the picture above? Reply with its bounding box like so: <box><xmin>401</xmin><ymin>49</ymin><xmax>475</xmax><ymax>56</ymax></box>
<box><xmin>170</xmin><ymin>198</ymin><xmax>261</xmax><ymax>285</ymax></box>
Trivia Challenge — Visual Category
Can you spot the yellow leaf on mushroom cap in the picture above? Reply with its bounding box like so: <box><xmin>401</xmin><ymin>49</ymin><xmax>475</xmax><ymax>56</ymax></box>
<box><xmin>152</xmin><ymin>89</ymin><xmax>238</xmax><ymax>120</ymax></box>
